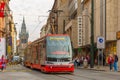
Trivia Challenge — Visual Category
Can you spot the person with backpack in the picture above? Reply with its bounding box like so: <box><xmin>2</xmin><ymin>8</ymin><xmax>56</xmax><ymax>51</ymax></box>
<box><xmin>108</xmin><ymin>54</ymin><xmax>114</xmax><ymax>71</ymax></box>
<box><xmin>113</xmin><ymin>54</ymin><xmax>118</xmax><ymax>72</ymax></box>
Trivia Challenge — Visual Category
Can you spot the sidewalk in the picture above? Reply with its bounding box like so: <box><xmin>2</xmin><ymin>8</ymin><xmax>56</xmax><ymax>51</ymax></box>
<box><xmin>77</xmin><ymin>65</ymin><xmax>120</xmax><ymax>72</ymax></box>
<box><xmin>1</xmin><ymin>64</ymin><xmax>31</xmax><ymax>72</ymax></box>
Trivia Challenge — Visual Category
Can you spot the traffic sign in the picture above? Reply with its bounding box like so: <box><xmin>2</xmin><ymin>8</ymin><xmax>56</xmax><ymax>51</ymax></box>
<box><xmin>97</xmin><ymin>36</ymin><xmax>105</xmax><ymax>49</ymax></box>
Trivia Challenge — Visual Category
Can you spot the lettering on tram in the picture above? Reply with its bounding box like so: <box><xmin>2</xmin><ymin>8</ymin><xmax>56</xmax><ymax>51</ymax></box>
<box><xmin>49</xmin><ymin>37</ymin><xmax>65</xmax><ymax>40</ymax></box>
<box><xmin>24</xmin><ymin>34</ymin><xmax>74</xmax><ymax>73</ymax></box>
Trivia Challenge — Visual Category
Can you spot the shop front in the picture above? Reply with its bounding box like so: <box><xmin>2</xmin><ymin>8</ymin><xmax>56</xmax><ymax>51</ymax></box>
<box><xmin>105</xmin><ymin>41</ymin><xmax>117</xmax><ymax>63</ymax></box>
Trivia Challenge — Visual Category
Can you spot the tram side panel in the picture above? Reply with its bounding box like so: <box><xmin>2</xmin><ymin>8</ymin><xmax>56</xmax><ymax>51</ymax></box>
<box><xmin>39</xmin><ymin>40</ymin><xmax>46</xmax><ymax>71</ymax></box>
<box><xmin>31</xmin><ymin>44</ymin><xmax>41</xmax><ymax>69</ymax></box>
<box><xmin>35</xmin><ymin>43</ymin><xmax>41</xmax><ymax>68</ymax></box>
<box><xmin>24</xmin><ymin>46</ymin><xmax>32</xmax><ymax>67</ymax></box>
<box><xmin>38</xmin><ymin>43</ymin><xmax>41</xmax><ymax>65</ymax></box>
<box><xmin>24</xmin><ymin>48</ymin><xmax>27</xmax><ymax>66</ymax></box>
<box><xmin>30</xmin><ymin>45</ymin><xmax>37</xmax><ymax>68</ymax></box>
<box><xmin>26</xmin><ymin>39</ymin><xmax>46</xmax><ymax>70</ymax></box>
<box><xmin>27</xmin><ymin>48</ymin><xmax>30</xmax><ymax>66</ymax></box>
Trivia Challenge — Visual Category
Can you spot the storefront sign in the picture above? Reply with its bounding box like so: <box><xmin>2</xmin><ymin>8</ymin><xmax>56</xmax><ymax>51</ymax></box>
<box><xmin>116</xmin><ymin>31</ymin><xmax>120</xmax><ymax>40</ymax></box>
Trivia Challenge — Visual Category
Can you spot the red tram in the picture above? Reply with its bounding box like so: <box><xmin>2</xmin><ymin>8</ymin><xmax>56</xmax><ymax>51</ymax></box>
<box><xmin>24</xmin><ymin>34</ymin><xmax>74</xmax><ymax>73</ymax></box>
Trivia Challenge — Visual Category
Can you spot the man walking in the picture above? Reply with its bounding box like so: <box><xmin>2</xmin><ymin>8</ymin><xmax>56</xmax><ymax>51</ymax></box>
<box><xmin>113</xmin><ymin>54</ymin><xmax>118</xmax><ymax>72</ymax></box>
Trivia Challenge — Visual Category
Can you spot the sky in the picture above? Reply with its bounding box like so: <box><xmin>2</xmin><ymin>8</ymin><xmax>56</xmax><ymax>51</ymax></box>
<box><xmin>9</xmin><ymin>0</ymin><xmax>54</xmax><ymax>42</ymax></box>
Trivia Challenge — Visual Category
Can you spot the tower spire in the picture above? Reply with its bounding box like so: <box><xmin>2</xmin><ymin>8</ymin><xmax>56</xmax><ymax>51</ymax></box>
<box><xmin>21</xmin><ymin>16</ymin><xmax>26</xmax><ymax>33</ymax></box>
<box><xmin>19</xmin><ymin>16</ymin><xmax>29</xmax><ymax>44</ymax></box>
<box><xmin>23</xmin><ymin>16</ymin><xmax>25</xmax><ymax>23</ymax></box>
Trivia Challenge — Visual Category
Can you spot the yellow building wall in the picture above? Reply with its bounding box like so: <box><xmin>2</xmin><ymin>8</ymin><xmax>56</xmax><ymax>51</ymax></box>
<box><xmin>0</xmin><ymin>18</ymin><xmax>5</xmax><ymax>37</ymax></box>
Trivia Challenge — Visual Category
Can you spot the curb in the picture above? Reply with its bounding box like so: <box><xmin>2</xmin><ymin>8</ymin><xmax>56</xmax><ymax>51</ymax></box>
<box><xmin>78</xmin><ymin>67</ymin><xmax>106</xmax><ymax>72</ymax></box>
<box><xmin>78</xmin><ymin>67</ymin><xmax>120</xmax><ymax>72</ymax></box>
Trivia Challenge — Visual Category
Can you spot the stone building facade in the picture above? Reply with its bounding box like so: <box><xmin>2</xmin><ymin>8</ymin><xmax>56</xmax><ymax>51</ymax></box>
<box><xmin>11</xmin><ymin>19</ymin><xmax>17</xmax><ymax>56</ymax></box>
<box><xmin>77</xmin><ymin>0</ymin><xmax>120</xmax><ymax>66</ymax></box>
<box><xmin>42</xmin><ymin>0</ymin><xmax>120</xmax><ymax>67</ymax></box>
<box><xmin>0</xmin><ymin>0</ymin><xmax>16</xmax><ymax>60</ymax></box>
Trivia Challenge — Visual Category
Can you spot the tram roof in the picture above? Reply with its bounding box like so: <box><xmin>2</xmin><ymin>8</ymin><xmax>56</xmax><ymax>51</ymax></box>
<box><xmin>27</xmin><ymin>34</ymin><xmax>69</xmax><ymax>47</ymax></box>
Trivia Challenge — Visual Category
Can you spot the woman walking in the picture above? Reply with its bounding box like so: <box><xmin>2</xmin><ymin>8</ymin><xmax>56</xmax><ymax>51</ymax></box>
<box><xmin>108</xmin><ymin>54</ymin><xmax>114</xmax><ymax>71</ymax></box>
<box><xmin>1</xmin><ymin>55</ymin><xmax>6</xmax><ymax>72</ymax></box>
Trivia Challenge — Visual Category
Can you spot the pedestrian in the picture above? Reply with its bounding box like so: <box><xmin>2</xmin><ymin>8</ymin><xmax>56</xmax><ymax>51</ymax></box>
<box><xmin>79</xmin><ymin>57</ymin><xmax>83</xmax><ymax>67</ymax></box>
<box><xmin>73</xmin><ymin>57</ymin><xmax>78</xmax><ymax>68</ymax></box>
<box><xmin>108</xmin><ymin>54</ymin><xmax>114</xmax><ymax>71</ymax></box>
<box><xmin>103</xmin><ymin>53</ymin><xmax>106</xmax><ymax>66</ymax></box>
<box><xmin>75</xmin><ymin>57</ymin><xmax>80</xmax><ymax>67</ymax></box>
<box><xmin>83</xmin><ymin>57</ymin><xmax>88</xmax><ymax>68</ymax></box>
<box><xmin>86</xmin><ymin>55</ymin><xmax>90</xmax><ymax>65</ymax></box>
<box><xmin>1</xmin><ymin>55</ymin><xmax>6</xmax><ymax>72</ymax></box>
<box><xmin>113</xmin><ymin>54</ymin><xmax>118</xmax><ymax>72</ymax></box>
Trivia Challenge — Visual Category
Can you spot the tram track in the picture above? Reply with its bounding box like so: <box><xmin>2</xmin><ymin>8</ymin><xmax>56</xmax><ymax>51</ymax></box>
<box><xmin>71</xmin><ymin>73</ymin><xmax>97</xmax><ymax>80</ymax></box>
<box><xmin>54</xmin><ymin>73</ymin><xmax>97</xmax><ymax>80</ymax></box>
<box><xmin>27</xmin><ymin>68</ymin><xmax>119</xmax><ymax>80</ymax></box>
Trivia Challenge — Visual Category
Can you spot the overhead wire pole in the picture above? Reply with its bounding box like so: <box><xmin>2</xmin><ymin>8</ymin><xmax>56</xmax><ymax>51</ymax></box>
<box><xmin>90</xmin><ymin>0</ymin><xmax>94</xmax><ymax>68</ymax></box>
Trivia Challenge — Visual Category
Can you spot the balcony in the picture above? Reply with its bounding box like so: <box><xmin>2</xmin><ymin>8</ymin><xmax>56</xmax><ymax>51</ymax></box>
<box><xmin>65</xmin><ymin>20</ymin><xmax>76</xmax><ymax>31</ymax></box>
<box><xmin>68</xmin><ymin>0</ymin><xmax>78</xmax><ymax>18</ymax></box>
<box><xmin>0</xmin><ymin>28</ymin><xmax>5</xmax><ymax>33</ymax></box>
<box><xmin>81</xmin><ymin>0</ymin><xmax>89</xmax><ymax>3</ymax></box>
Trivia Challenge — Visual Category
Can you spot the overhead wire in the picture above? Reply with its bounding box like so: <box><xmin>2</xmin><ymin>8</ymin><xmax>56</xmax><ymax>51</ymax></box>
<box><xmin>29</xmin><ymin>0</ymin><xmax>113</xmax><ymax>41</ymax></box>
<box><xmin>18</xmin><ymin>0</ymin><xmax>114</xmax><ymax>42</ymax></box>
<box><xmin>29</xmin><ymin>17</ymin><xmax>47</xmax><ymax>38</ymax></box>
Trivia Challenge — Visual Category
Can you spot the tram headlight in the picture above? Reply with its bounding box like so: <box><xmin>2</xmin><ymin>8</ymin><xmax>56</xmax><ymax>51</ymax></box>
<box><xmin>68</xmin><ymin>65</ymin><xmax>71</xmax><ymax>68</ymax></box>
<box><xmin>50</xmin><ymin>66</ymin><xmax>52</xmax><ymax>69</ymax></box>
<box><xmin>69</xmin><ymin>64</ymin><xmax>73</xmax><ymax>68</ymax></box>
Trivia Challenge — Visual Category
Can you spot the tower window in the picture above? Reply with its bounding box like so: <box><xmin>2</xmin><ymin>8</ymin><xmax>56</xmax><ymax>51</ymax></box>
<box><xmin>22</xmin><ymin>39</ymin><xmax>27</xmax><ymax>43</ymax></box>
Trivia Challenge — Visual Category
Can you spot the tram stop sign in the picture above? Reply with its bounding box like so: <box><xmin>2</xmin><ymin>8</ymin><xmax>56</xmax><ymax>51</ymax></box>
<box><xmin>97</xmin><ymin>36</ymin><xmax>105</xmax><ymax>49</ymax></box>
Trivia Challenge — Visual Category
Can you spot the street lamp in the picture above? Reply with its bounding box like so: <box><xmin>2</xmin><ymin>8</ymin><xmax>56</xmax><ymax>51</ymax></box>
<box><xmin>81</xmin><ymin>0</ymin><xmax>94</xmax><ymax>68</ymax></box>
<box><xmin>90</xmin><ymin>0</ymin><xmax>94</xmax><ymax>68</ymax></box>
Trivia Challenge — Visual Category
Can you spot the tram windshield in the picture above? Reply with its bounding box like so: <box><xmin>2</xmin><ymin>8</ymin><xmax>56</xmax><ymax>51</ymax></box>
<box><xmin>46</xmin><ymin>36</ymin><xmax>72</xmax><ymax>61</ymax></box>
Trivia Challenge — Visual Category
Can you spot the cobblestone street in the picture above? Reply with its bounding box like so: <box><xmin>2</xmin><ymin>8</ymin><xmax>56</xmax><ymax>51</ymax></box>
<box><xmin>0</xmin><ymin>64</ymin><xmax>119</xmax><ymax>80</ymax></box>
